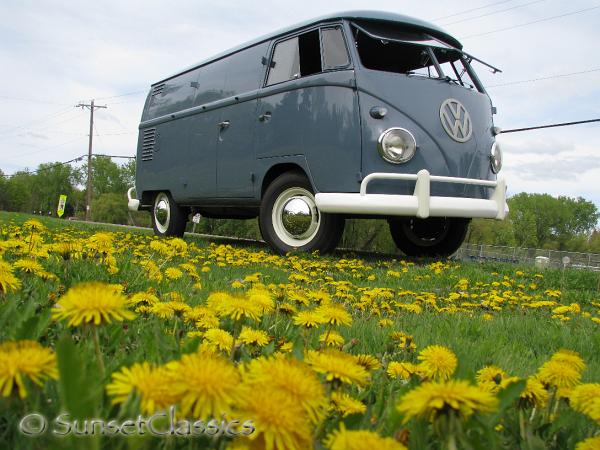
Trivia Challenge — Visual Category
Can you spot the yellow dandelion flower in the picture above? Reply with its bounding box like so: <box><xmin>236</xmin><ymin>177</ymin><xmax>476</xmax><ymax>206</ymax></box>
<box><xmin>0</xmin><ymin>260</ymin><xmax>21</xmax><ymax>294</ymax></box>
<box><xmin>570</xmin><ymin>383</ymin><xmax>600</xmax><ymax>424</ymax></box>
<box><xmin>390</xmin><ymin>331</ymin><xmax>416</xmax><ymax>352</ymax></box>
<box><xmin>476</xmin><ymin>366</ymin><xmax>508</xmax><ymax>386</ymax></box>
<box><xmin>330</xmin><ymin>392</ymin><xmax>366</xmax><ymax>417</ymax></box>
<box><xmin>397</xmin><ymin>379</ymin><xmax>497</xmax><ymax>423</ymax></box>
<box><xmin>88</xmin><ymin>232</ymin><xmax>114</xmax><ymax>254</ymax></box>
<box><xmin>209</xmin><ymin>292</ymin><xmax>263</xmax><ymax>321</ymax></box>
<box><xmin>537</xmin><ymin>359</ymin><xmax>581</xmax><ymax>389</ymax></box>
<box><xmin>166</xmin><ymin>300</ymin><xmax>191</xmax><ymax>315</ymax></box>
<box><xmin>293</xmin><ymin>310</ymin><xmax>326</xmax><ymax>329</ymax></box>
<box><xmin>128</xmin><ymin>292</ymin><xmax>160</xmax><ymax>308</ymax></box>
<box><xmin>576</xmin><ymin>436</ymin><xmax>600</xmax><ymax>450</ymax></box>
<box><xmin>305</xmin><ymin>349</ymin><xmax>370</xmax><ymax>387</ymax></box>
<box><xmin>167</xmin><ymin>351</ymin><xmax>240</xmax><ymax>419</ymax></box>
<box><xmin>378</xmin><ymin>318</ymin><xmax>394</xmax><ymax>327</ymax></box>
<box><xmin>519</xmin><ymin>377</ymin><xmax>549</xmax><ymax>409</ymax></box>
<box><xmin>324</xmin><ymin>424</ymin><xmax>407</xmax><ymax>450</ymax></box>
<box><xmin>239</xmin><ymin>326</ymin><xmax>270</xmax><ymax>347</ymax></box>
<box><xmin>319</xmin><ymin>331</ymin><xmax>345</xmax><ymax>347</ymax></box>
<box><xmin>247</xmin><ymin>288</ymin><xmax>275</xmax><ymax>313</ymax></box>
<box><xmin>0</xmin><ymin>340</ymin><xmax>58</xmax><ymax>398</ymax></box>
<box><xmin>23</xmin><ymin>219</ymin><xmax>46</xmax><ymax>232</ymax></box>
<box><xmin>149</xmin><ymin>302</ymin><xmax>174</xmax><ymax>319</ymax></box>
<box><xmin>106</xmin><ymin>362</ymin><xmax>182</xmax><ymax>415</ymax></box>
<box><xmin>550</xmin><ymin>349</ymin><xmax>586</xmax><ymax>372</ymax></box>
<box><xmin>387</xmin><ymin>362</ymin><xmax>418</xmax><ymax>381</ymax></box>
<box><xmin>203</xmin><ymin>328</ymin><xmax>234</xmax><ymax>354</ymax></box>
<box><xmin>165</xmin><ymin>267</ymin><xmax>183</xmax><ymax>280</ymax></box>
<box><xmin>13</xmin><ymin>259</ymin><xmax>44</xmax><ymax>275</ymax></box>
<box><xmin>278</xmin><ymin>303</ymin><xmax>298</xmax><ymax>315</ymax></box>
<box><xmin>52</xmin><ymin>282</ymin><xmax>135</xmax><ymax>327</ymax></box>
<box><xmin>236</xmin><ymin>387</ymin><xmax>313</xmax><ymax>450</ymax></box>
<box><xmin>167</xmin><ymin>237</ymin><xmax>188</xmax><ymax>255</ymax></box>
<box><xmin>242</xmin><ymin>355</ymin><xmax>328</xmax><ymax>424</ymax></box>
<box><xmin>316</xmin><ymin>304</ymin><xmax>352</xmax><ymax>326</ymax></box>
<box><xmin>356</xmin><ymin>354</ymin><xmax>381</xmax><ymax>371</ymax></box>
<box><xmin>417</xmin><ymin>345</ymin><xmax>457</xmax><ymax>381</ymax></box>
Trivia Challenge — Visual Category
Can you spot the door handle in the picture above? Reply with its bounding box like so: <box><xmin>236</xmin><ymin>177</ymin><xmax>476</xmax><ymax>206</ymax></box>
<box><xmin>218</xmin><ymin>120</ymin><xmax>230</xmax><ymax>129</ymax></box>
<box><xmin>258</xmin><ymin>112</ymin><xmax>271</xmax><ymax>122</ymax></box>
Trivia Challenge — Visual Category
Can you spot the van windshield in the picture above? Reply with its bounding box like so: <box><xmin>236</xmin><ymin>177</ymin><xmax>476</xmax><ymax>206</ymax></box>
<box><xmin>352</xmin><ymin>22</ymin><xmax>486</xmax><ymax>93</ymax></box>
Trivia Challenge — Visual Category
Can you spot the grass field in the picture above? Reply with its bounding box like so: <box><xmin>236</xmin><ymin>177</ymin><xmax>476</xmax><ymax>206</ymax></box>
<box><xmin>1</xmin><ymin>211</ymin><xmax>599</xmax><ymax>450</ymax></box>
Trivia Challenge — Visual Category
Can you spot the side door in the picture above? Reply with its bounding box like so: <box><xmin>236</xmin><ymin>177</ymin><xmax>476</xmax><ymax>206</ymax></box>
<box><xmin>185</xmin><ymin>60</ymin><xmax>229</xmax><ymax>201</ymax></box>
<box><xmin>255</xmin><ymin>25</ymin><xmax>361</xmax><ymax>194</ymax></box>
<box><xmin>215</xmin><ymin>43</ymin><xmax>270</xmax><ymax>197</ymax></box>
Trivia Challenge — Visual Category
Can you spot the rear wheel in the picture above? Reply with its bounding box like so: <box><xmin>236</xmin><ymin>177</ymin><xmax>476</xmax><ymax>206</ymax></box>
<box><xmin>388</xmin><ymin>217</ymin><xmax>469</xmax><ymax>257</ymax></box>
<box><xmin>259</xmin><ymin>172</ymin><xmax>344</xmax><ymax>254</ymax></box>
<box><xmin>152</xmin><ymin>192</ymin><xmax>188</xmax><ymax>237</ymax></box>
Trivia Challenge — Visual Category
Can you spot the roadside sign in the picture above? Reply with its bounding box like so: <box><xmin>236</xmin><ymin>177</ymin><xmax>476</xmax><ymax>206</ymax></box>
<box><xmin>57</xmin><ymin>195</ymin><xmax>67</xmax><ymax>217</ymax></box>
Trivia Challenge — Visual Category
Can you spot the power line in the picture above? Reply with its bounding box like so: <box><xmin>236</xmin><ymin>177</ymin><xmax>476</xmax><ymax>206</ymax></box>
<box><xmin>94</xmin><ymin>154</ymin><xmax>136</xmax><ymax>159</ymax></box>
<box><xmin>95</xmin><ymin>90</ymin><xmax>146</xmax><ymax>101</ymax></box>
<box><xmin>461</xmin><ymin>4</ymin><xmax>600</xmax><ymax>38</ymax></box>
<box><xmin>487</xmin><ymin>67</ymin><xmax>600</xmax><ymax>87</ymax></box>
<box><xmin>500</xmin><ymin>118</ymin><xmax>600</xmax><ymax>134</ymax></box>
<box><xmin>0</xmin><ymin>155</ymin><xmax>86</xmax><ymax>178</ymax></box>
<box><xmin>433</xmin><ymin>0</ymin><xmax>516</xmax><ymax>21</ymax></box>
<box><xmin>441</xmin><ymin>0</ymin><xmax>548</xmax><ymax>26</ymax></box>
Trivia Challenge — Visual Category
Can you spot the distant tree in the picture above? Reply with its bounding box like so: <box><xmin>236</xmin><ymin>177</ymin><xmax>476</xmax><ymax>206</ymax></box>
<box><xmin>508</xmin><ymin>193</ymin><xmax>599</xmax><ymax>250</ymax></box>
<box><xmin>589</xmin><ymin>230</ymin><xmax>600</xmax><ymax>253</ymax></box>
<box><xmin>91</xmin><ymin>193</ymin><xmax>130</xmax><ymax>224</ymax></box>
<box><xmin>0</xmin><ymin>170</ymin><xmax>8</xmax><ymax>210</ymax></box>
<box><xmin>83</xmin><ymin>156</ymin><xmax>129</xmax><ymax>197</ymax></box>
<box><xmin>5</xmin><ymin>171</ymin><xmax>35</xmax><ymax>212</ymax></box>
<box><xmin>30</xmin><ymin>163</ymin><xmax>80</xmax><ymax>215</ymax></box>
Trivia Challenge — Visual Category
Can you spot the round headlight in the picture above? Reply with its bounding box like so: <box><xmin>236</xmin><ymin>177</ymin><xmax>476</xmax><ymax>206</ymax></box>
<box><xmin>490</xmin><ymin>142</ymin><xmax>502</xmax><ymax>173</ymax></box>
<box><xmin>377</xmin><ymin>128</ymin><xmax>417</xmax><ymax>164</ymax></box>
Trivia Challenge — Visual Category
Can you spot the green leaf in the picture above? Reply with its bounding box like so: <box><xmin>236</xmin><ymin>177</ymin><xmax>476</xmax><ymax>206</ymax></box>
<box><xmin>56</xmin><ymin>334</ymin><xmax>98</xmax><ymax>419</ymax></box>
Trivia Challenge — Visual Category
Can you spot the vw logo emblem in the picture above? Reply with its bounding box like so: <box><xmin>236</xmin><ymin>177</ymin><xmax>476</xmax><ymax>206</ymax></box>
<box><xmin>440</xmin><ymin>98</ymin><xmax>472</xmax><ymax>142</ymax></box>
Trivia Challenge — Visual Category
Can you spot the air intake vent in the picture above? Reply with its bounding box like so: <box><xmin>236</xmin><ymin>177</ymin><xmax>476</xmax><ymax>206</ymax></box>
<box><xmin>141</xmin><ymin>128</ymin><xmax>156</xmax><ymax>161</ymax></box>
<box><xmin>151</xmin><ymin>83</ymin><xmax>165</xmax><ymax>97</ymax></box>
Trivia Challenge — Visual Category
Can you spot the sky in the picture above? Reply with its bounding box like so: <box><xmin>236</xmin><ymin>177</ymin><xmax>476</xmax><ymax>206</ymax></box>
<box><xmin>0</xmin><ymin>0</ymin><xmax>599</xmax><ymax>205</ymax></box>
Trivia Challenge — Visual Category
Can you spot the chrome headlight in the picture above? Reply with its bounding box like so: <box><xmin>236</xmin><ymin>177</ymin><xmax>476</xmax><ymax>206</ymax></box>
<box><xmin>377</xmin><ymin>128</ymin><xmax>417</xmax><ymax>164</ymax></box>
<box><xmin>490</xmin><ymin>142</ymin><xmax>502</xmax><ymax>173</ymax></box>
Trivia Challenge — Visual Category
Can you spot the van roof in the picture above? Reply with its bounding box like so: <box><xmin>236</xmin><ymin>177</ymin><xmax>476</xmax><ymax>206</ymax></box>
<box><xmin>154</xmin><ymin>10</ymin><xmax>462</xmax><ymax>85</ymax></box>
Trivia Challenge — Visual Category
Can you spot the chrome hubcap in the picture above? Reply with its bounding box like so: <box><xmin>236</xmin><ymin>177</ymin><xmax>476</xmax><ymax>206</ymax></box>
<box><xmin>272</xmin><ymin>188</ymin><xmax>320</xmax><ymax>247</ymax></box>
<box><xmin>281</xmin><ymin>197</ymin><xmax>313</xmax><ymax>237</ymax></box>
<box><xmin>154</xmin><ymin>194</ymin><xmax>170</xmax><ymax>233</ymax></box>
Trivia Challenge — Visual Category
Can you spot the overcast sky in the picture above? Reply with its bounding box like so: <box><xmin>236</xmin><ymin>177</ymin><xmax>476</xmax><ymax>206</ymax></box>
<box><xmin>1</xmin><ymin>0</ymin><xmax>599</xmax><ymax>205</ymax></box>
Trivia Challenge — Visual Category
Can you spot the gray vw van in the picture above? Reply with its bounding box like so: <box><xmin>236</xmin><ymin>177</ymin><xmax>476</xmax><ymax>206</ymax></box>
<box><xmin>128</xmin><ymin>10</ymin><xmax>508</xmax><ymax>256</ymax></box>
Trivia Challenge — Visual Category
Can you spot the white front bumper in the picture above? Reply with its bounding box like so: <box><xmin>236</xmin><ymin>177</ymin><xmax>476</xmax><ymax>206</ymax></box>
<box><xmin>315</xmin><ymin>170</ymin><xmax>508</xmax><ymax>220</ymax></box>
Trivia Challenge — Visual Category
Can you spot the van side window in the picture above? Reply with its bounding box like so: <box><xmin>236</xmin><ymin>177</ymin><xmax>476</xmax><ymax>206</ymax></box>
<box><xmin>266</xmin><ymin>37</ymin><xmax>300</xmax><ymax>86</ymax></box>
<box><xmin>298</xmin><ymin>30</ymin><xmax>321</xmax><ymax>76</ymax></box>
<box><xmin>322</xmin><ymin>27</ymin><xmax>349</xmax><ymax>69</ymax></box>
<box><xmin>266</xmin><ymin>30</ymin><xmax>323</xmax><ymax>86</ymax></box>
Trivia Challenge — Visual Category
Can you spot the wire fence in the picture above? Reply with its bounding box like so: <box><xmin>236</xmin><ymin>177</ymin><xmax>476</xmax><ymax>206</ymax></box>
<box><xmin>456</xmin><ymin>243</ymin><xmax>600</xmax><ymax>271</ymax></box>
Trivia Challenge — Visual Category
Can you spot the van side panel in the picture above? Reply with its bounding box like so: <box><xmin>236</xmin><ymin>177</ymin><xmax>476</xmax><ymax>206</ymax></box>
<box><xmin>215</xmin><ymin>43</ymin><xmax>269</xmax><ymax>198</ymax></box>
<box><xmin>255</xmin><ymin>70</ymin><xmax>361</xmax><ymax>194</ymax></box>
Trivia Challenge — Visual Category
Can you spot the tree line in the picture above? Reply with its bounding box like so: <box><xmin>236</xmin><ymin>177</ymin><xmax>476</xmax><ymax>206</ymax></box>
<box><xmin>1</xmin><ymin>159</ymin><xmax>599</xmax><ymax>253</ymax></box>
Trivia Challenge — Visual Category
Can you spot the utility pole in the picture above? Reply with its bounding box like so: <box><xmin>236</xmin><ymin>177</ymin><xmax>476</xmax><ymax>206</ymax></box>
<box><xmin>76</xmin><ymin>99</ymin><xmax>107</xmax><ymax>221</ymax></box>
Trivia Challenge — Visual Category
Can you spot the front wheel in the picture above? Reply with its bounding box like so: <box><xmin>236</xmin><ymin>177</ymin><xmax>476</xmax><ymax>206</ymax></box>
<box><xmin>152</xmin><ymin>192</ymin><xmax>188</xmax><ymax>237</ymax></box>
<box><xmin>259</xmin><ymin>172</ymin><xmax>344</xmax><ymax>254</ymax></box>
<box><xmin>388</xmin><ymin>217</ymin><xmax>469</xmax><ymax>257</ymax></box>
